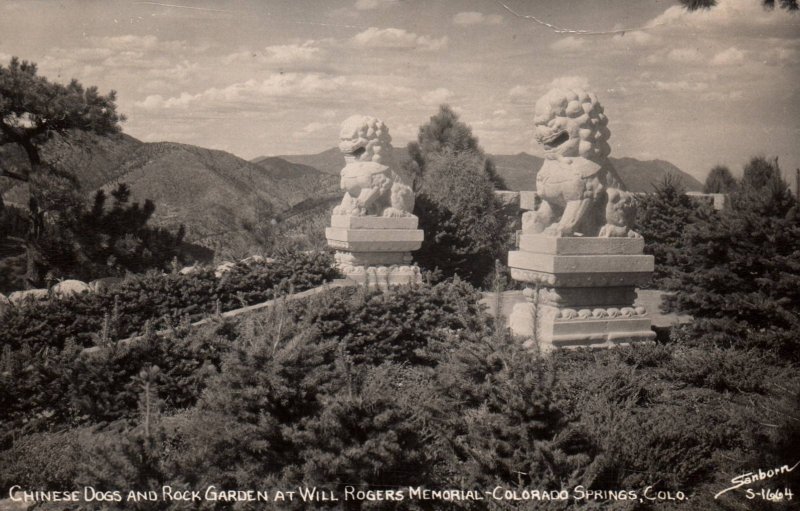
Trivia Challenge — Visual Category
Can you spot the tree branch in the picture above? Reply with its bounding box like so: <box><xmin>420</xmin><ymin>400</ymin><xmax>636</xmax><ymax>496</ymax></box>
<box><xmin>0</xmin><ymin>168</ymin><xmax>29</xmax><ymax>182</ymax></box>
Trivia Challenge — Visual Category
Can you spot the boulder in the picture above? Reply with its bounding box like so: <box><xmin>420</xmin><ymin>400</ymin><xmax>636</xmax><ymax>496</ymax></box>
<box><xmin>52</xmin><ymin>279</ymin><xmax>90</xmax><ymax>298</ymax></box>
<box><xmin>215</xmin><ymin>261</ymin><xmax>237</xmax><ymax>278</ymax></box>
<box><xmin>179</xmin><ymin>265</ymin><xmax>202</xmax><ymax>275</ymax></box>
<box><xmin>8</xmin><ymin>288</ymin><xmax>49</xmax><ymax>305</ymax></box>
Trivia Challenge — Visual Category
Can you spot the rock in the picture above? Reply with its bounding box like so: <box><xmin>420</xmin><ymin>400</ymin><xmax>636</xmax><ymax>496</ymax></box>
<box><xmin>241</xmin><ymin>255</ymin><xmax>275</xmax><ymax>266</ymax></box>
<box><xmin>179</xmin><ymin>265</ymin><xmax>202</xmax><ymax>275</ymax></box>
<box><xmin>215</xmin><ymin>261</ymin><xmax>237</xmax><ymax>278</ymax></box>
<box><xmin>8</xmin><ymin>288</ymin><xmax>49</xmax><ymax>305</ymax></box>
<box><xmin>52</xmin><ymin>279</ymin><xmax>90</xmax><ymax>298</ymax></box>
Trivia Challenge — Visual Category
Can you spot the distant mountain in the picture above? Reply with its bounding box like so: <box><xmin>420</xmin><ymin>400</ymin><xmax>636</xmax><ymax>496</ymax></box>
<box><xmin>488</xmin><ymin>152</ymin><xmax>703</xmax><ymax>193</ymax></box>
<box><xmin>1</xmin><ymin>132</ymin><xmax>337</xmax><ymax>253</ymax></box>
<box><xmin>274</xmin><ymin>148</ymin><xmax>702</xmax><ymax>193</ymax></box>
<box><xmin>274</xmin><ymin>147</ymin><xmax>344</xmax><ymax>176</ymax></box>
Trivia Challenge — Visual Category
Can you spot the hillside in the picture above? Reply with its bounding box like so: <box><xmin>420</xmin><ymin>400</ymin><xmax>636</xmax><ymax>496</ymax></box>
<box><xmin>1</xmin><ymin>132</ymin><xmax>337</xmax><ymax>255</ymax></box>
<box><xmin>276</xmin><ymin>148</ymin><xmax>703</xmax><ymax>193</ymax></box>
<box><xmin>490</xmin><ymin>152</ymin><xmax>703</xmax><ymax>193</ymax></box>
<box><xmin>274</xmin><ymin>147</ymin><xmax>344</xmax><ymax>176</ymax></box>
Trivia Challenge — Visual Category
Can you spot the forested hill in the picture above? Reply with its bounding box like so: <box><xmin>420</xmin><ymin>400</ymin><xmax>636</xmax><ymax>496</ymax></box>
<box><xmin>0</xmin><ymin>131</ymin><xmax>337</xmax><ymax>250</ymax></box>
<box><xmin>490</xmin><ymin>153</ymin><xmax>704</xmax><ymax>192</ymax></box>
<box><xmin>273</xmin><ymin>147</ymin><xmax>703</xmax><ymax>193</ymax></box>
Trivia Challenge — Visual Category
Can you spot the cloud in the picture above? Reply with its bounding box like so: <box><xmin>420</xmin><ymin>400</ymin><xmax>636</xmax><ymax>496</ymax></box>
<box><xmin>549</xmin><ymin>76</ymin><xmax>591</xmax><ymax>90</ymax></box>
<box><xmin>354</xmin><ymin>0</ymin><xmax>398</xmax><ymax>10</ymax></box>
<box><xmin>421</xmin><ymin>87</ymin><xmax>453</xmax><ymax>105</ymax></box>
<box><xmin>293</xmin><ymin>121</ymin><xmax>337</xmax><ymax>138</ymax></box>
<box><xmin>668</xmin><ymin>47</ymin><xmax>703</xmax><ymax>63</ymax></box>
<box><xmin>550</xmin><ymin>36</ymin><xmax>586</xmax><ymax>52</ymax></box>
<box><xmin>648</xmin><ymin>0</ymin><xmax>799</xmax><ymax>38</ymax></box>
<box><xmin>224</xmin><ymin>41</ymin><xmax>323</xmax><ymax>65</ymax></box>
<box><xmin>611</xmin><ymin>30</ymin><xmax>656</xmax><ymax>47</ymax></box>
<box><xmin>711</xmin><ymin>46</ymin><xmax>745</xmax><ymax>66</ymax></box>
<box><xmin>135</xmin><ymin>73</ymin><xmax>349</xmax><ymax>110</ymax></box>
<box><xmin>351</xmin><ymin>27</ymin><xmax>448</xmax><ymax>51</ymax></box>
<box><xmin>653</xmin><ymin>80</ymin><xmax>709</xmax><ymax>92</ymax></box>
<box><xmin>453</xmin><ymin>11</ymin><xmax>503</xmax><ymax>26</ymax></box>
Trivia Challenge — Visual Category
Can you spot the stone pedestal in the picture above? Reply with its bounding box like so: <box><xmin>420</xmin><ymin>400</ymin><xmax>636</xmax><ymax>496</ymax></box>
<box><xmin>508</xmin><ymin>234</ymin><xmax>655</xmax><ymax>353</ymax></box>
<box><xmin>326</xmin><ymin>215</ymin><xmax>423</xmax><ymax>288</ymax></box>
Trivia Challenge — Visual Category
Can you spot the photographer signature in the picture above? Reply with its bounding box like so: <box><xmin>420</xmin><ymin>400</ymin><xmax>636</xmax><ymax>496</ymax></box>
<box><xmin>714</xmin><ymin>460</ymin><xmax>799</xmax><ymax>499</ymax></box>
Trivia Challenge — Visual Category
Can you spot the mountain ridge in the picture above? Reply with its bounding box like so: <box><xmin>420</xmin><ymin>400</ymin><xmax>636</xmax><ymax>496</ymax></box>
<box><xmin>271</xmin><ymin>148</ymin><xmax>704</xmax><ymax>192</ymax></box>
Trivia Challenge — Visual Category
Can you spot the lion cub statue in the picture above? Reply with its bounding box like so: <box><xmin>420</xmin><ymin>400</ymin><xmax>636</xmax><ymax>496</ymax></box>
<box><xmin>333</xmin><ymin>115</ymin><xmax>415</xmax><ymax>217</ymax></box>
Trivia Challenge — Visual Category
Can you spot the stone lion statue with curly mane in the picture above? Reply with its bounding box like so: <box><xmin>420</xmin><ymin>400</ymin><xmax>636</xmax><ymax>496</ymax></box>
<box><xmin>332</xmin><ymin>115</ymin><xmax>415</xmax><ymax>217</ymax></box>
<box><xmin>523</xmin><ymin>87</ymin><xmax>639</xmax><ymax>237</ymax></box>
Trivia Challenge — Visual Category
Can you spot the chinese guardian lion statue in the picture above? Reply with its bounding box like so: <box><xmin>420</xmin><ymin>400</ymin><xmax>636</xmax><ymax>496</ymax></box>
<box><xmin>332</xmin><ymin>115</ymin><xmax>415</xmax><ymax>217</ymax></box>
<box><xmin>523</xmin><ymin>87</ymin><xmax>640</xmax><ymax>238</ymax></box>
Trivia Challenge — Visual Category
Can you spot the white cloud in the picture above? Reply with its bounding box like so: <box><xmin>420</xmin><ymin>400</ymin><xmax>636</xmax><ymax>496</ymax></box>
<box><xmin>711</xmin><ymin>46</ymin><xmax>745</xmax><ymax>66</ymax></box>
<box><xmin>135</xmin><ymin>73</ymin><xmax>349</xmax><ymax>110</ymax></box>
<box><xmin>549</xmin><ymin>76</ymin><xmax>591</xmax><ymax>90</ymax></box>
<box><xmin>421</xmin><ymin>87</ymin><xmax>453</xmax><ymax>105</ymax></box>
<box><xmin>293</xmin><ymin>121</ymin><xmax>337</xmax><ymax>138</ymax></box>
<box><xmin>611</xmin><ymin>30</ymin><xmax>656</xmax><ymax>47</ymax></box>
<box><xmin>351</xmin><ymin>27</ymin><xmax>448</xmax><ymax>51</ymax></box>
<box><xmin>453</xmin><ymin>11</ymin><xmax>503</xmax><ymax>26</ymax></box>
<box><xmin>550</xmin><ymin>36</ymin><xmax>586</xmax><ymax>52</ymax></box>
<box><xmin>653</xmin><ymin>80</ymin><xmax>709</xmax><ymax>92</ymax></box>
<box><xmin>668</xmin><ymin>47</ymin><xmax>703</xmax><ymax>63</ymax></box>
<box><xmin>224</xmin><ymin>41</ymin><xmax>323</xmax><ymax>65</ymax></box>
<box><xmin>354</xmin><ymin>0</ymin><xmax>398</xmax><ymax>10</ymax></box>
<box><xmin>648</xmin><ymin>0</ymin><xmax>799</xmax><ymax>38</ymax></box>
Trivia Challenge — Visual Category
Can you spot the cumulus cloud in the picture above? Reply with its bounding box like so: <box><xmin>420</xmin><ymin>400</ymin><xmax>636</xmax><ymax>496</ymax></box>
<box><xmin>421</xmin><ymin>87</ymin><xmax>453</xmax><ymax>105</ymax></box>
<box><xmin>354</xmin><ymin>0</ymin><xmax>398</xmax><ymax>10</ymax></box>
<box><xmin>224</xmin><ymin>41</ymin><xmax>323</xmax><ymax>65</ymax></box>
<box><xmin>668</xmin><ymin>47</ymin><xmax>703</xmax><ymax>63</ymax></box>
<box><xmin>611</xmin><ymin>30</ymin><xmax>656</xmax><ymax>47</ymax></box>
<box><xmin>135</xmin><ymin>73</ymin><xmax>349</xmax><ymax>110</ymax></box>
<box><xmin>653</xmin><ymin>80</ymin><xmax>709</xmax><ymax>92</ymax></box>
<box><xmin>550</xmin><ymin>36</ymin><xmax>586</xmax><ymax>52</ymax></box>
<box><xmin>293</xmin><ymin>121</ymin><xmax>337</xmax><ymax>139</ymax></box>
<box><xmin>549</xmin><ymin>76</ymin><xmax>591</xmax><ymax>90</ymax></box>
<box><xmin>453</xmin><ymin>11</ymin><xmax>503</xmax><ymax>26</ymax></box>
<box><xmin>351</xmin><ymin>27</ymin><xmax>448</xmax><ymax>51</ymax></box>
<box><xmin>648</xmin><ymin>0</ymin><xmax>799</xmax><ymax>39</ymax></box>
<box><xmin>711</xmin><ymin>46</ymin><xmax>745</xmax><ymax>66</ymax></box>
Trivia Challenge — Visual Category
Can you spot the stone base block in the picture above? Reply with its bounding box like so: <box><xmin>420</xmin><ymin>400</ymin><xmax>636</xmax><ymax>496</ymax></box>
<box><xmin>517</xmin><ymin>234</ymin><xmax>644</xmax><ymax>255</ymax></box>
<box><xmin>340</xmin><ymin>264</ymin><xmax>421</xmax><ymax>289</ymax></box>
<box><xmin>509</xmin><ymin>250</ymin><xmax>653</xmax><ymax>287</ymax></box>
<box><xmin>326</xmin><ymin>227</ymin><xmax>423</xmax><ymax>252</ymax></box>
<box><xmin>330</xmin><ymin>215</ymin><xmax>419</xmax><ymax>230</ymax></box>
<box><xmin>509</xmin><ymin>301</ymin><xmax>655</xmax><ymax>353</ymax></box>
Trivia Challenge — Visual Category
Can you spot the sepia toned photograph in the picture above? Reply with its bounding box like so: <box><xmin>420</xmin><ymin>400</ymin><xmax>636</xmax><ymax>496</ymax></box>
<box><xmin>1</xmin><ymin>1</ymin><xmax>798</xmax><ymax>509</ymax></box>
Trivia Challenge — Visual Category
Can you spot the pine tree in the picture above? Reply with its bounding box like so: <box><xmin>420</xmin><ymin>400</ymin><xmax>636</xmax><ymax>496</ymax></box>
<box><xmin>703</xmin><ymin>165</ymin><xmax>737</xmax><ymax>194</ymax></box>
<box><xmin>634</xmin><ymin>174</ymin><xmax>715</xmax><ymax>287</ymax></box>
<box><xmin>669</xmin><ymin>156</ymin><xmax>800</xmax><ymax>359</ymax></box>
<box><xmin>406</xmin><ymin>107</ymin><xmax>512</xmax><ymax>286</ymax></box>
<box><xmin>0</xmin><ymin>57</ymin><xmax>124</xmax><ymax>287</ymax></box>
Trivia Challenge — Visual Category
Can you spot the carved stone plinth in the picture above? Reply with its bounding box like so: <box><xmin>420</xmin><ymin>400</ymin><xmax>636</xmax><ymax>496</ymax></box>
<box><xmin>326</xmin><ymin>215</ymin><xmax>423</xmax><ymax>288</ymax></box>
<box><xmin>508</xmin><ymin>234</ymin><xmax>655</xmax><ymax>353</ymax></box>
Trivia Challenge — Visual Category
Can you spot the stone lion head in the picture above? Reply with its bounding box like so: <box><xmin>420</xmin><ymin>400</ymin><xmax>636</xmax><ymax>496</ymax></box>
<box><xmin>338</xmin><ymin>115</ymin><xmax>393</xmax><ymax>164</ymax></box>
<box><xmin>533</xmin><ymin>88</ymin><xmax>611</xmax><ymax>162</ymax></box>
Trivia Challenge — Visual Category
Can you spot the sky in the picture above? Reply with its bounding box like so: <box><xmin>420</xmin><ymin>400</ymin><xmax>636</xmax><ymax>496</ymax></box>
<box><xmin>1</xmin><ymin>0</ymin><xmax>798</xmax><ymax>182</ymax></box>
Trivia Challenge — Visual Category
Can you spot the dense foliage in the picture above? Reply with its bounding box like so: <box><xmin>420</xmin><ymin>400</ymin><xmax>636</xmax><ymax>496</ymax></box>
<box><xmin>634</xmin><ymin>174</ymin><xmax>716</xmax><ymax>287</ymax></box>
<box><xmin>2</xmin><ymin>279</ymin><xmax>797</xmax><ymax>510</ymax></box>
<box><xmin>665</xmin><ymin>156</ymin><xmax>800</xmax><ymax>361</ymax></box>
<box><xmin>406</xmin><ymin>106</ymin><xmax>512</xmax><ymax>287</ymax></box>
<box><xmin>703</xmin><ymin>164</ymin><xmax>737</xmax><ymax>194</ymax></box>
<box><xmin>0</xmin><ymin>250</ymin><xmax>338</xmax><ymax>353</ymax></box>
